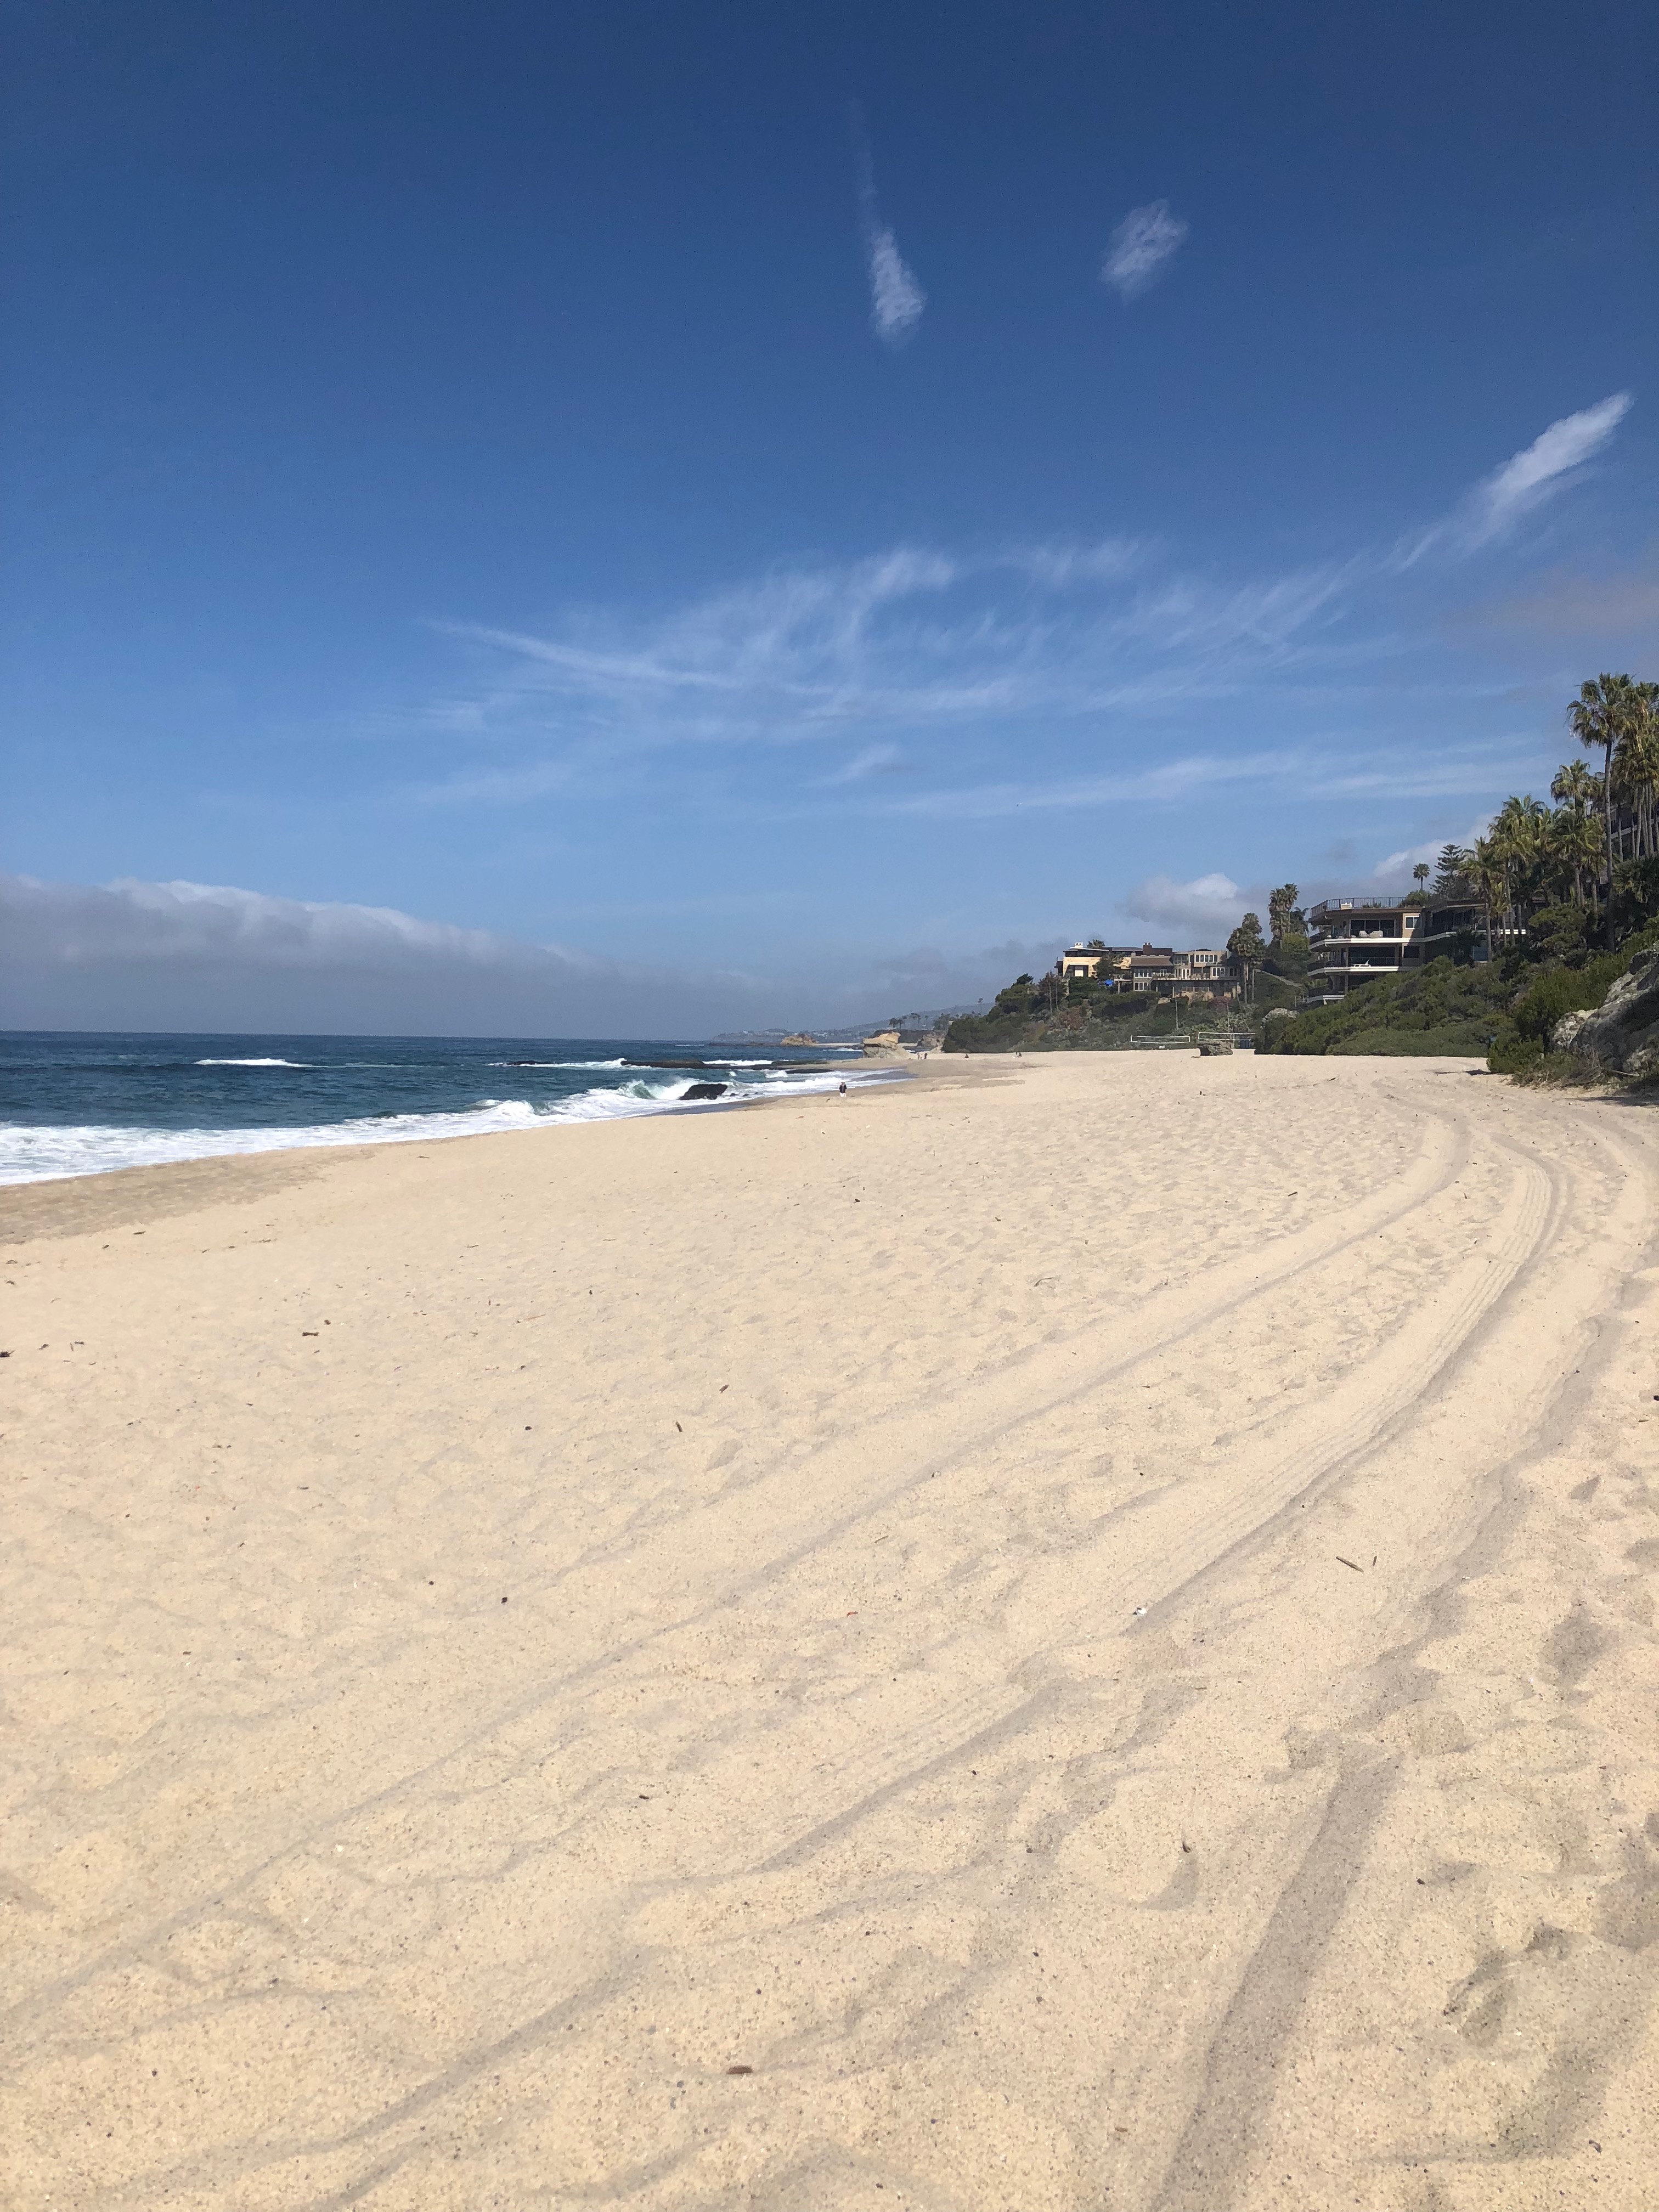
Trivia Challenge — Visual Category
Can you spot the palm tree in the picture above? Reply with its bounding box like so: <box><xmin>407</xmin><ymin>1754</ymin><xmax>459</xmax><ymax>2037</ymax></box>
<box><xmin>1489</xmin><ymin>793</ymin><xmax>1550</xmax><ymax>934</ymax></box>
<box><xmin>1550</xmin><ymin>802</ymin><xmax>1603</xmax><ymax>909</ymax></box>
<box><xmin>1568</xmin><ymin>674</ymin><xmax>1643</xmax><ymax>945</ymax></box>
<box><xmin>1227</xmin><ymin>912</ymin><xmax>1266</xmax><ymax>1005</ymax></box>
<box><xmin>1550</xmin><ymin>755</ymin><xmax>1601</xmax><ymax>814</ymax></box>
<box><xmin>1468</xmin><ymin>837</ymin><xmax>1506</xmax><ymax>963</ymax></box>
<box><xmin>1412</xmin><ymin>861</ymin><xmax>1430</xmax><ymax>899</ymax></box>
<box><xmin>1267</xmin><ymin>883</ymin><xmax>1300</xmax><ymax>944</ymax></box>
<box><xmin>1550</xmin><ymin>757</ymin><xmax>1607</xmax><ymax>909</ymax></box>
<box><xmin>1611</xmin><ymin>680</ymin><xmax>1659</xmax><ymax>863</ymax></box>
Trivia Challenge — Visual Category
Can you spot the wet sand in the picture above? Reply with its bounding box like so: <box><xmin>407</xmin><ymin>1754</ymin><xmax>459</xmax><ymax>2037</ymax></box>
<box><xmin>4</xmin><ymin>1053</ymin><xmax>1658</xmax><ymax>2210</ymax></box>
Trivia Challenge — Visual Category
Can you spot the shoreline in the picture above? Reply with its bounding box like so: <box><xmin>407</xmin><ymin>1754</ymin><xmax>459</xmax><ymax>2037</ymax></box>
<box><xmin>7</xmin><ymin>1053</ymin><xmax>1656</xmax><ymax>2207</ymax></box>
<box><xmin>0</xmin><ymin>1060</ymin><xmax>918</xmax><ymax>1224</ymax></box>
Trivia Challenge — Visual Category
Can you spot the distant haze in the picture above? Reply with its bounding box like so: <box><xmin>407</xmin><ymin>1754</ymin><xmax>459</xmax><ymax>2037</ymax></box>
<box><xmin>0</xmin><ymin>872</ymin><xmax>1049</xmax><ymax>1039</ymax></box>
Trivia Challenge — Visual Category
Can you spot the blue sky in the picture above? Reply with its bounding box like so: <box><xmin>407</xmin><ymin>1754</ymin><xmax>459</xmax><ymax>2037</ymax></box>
<box><xmin>4</xmin><ymin>0</ymin><xmax>1656</xmax><ymax>1031</ymax></box>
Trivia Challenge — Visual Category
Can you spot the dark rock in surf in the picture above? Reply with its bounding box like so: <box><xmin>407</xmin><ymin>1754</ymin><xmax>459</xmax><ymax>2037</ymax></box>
<box><xmin>681</xmin><ymin>1081</ymin><xmax>729</xmax><ymax>1101</ymax></box>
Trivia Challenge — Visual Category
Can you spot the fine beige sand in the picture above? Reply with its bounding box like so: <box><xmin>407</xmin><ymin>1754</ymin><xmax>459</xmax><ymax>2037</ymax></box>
<box><xmin>4</xmin><ymin>1053</ymin><xmax>1659</xmax><ymax>2211</ymax></box>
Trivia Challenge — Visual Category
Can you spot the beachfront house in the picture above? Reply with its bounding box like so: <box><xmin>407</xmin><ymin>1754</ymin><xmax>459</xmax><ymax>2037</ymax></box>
<box><xmin>1060</xmin><ymin>943</ymin><xmax>1134</xmax><ymax>980</ymax></box>
<box><xmin>1307</xmin><ymin>894</ymin><xmax>1504</xmax><ymax>1000</ymax></box>
<box><xmin>1305</xmin><ymin>899</ymin><xmax>1418</xmax><ymax>998</ymax></box>
<box><xmin>1059</xmin><ymin>940</ymin><xmax>1237</xmax><ymax>1001</ymax></box>
<box><xmin>1413</xmin><ymin>898</ymin><xmax>1487</xmax><ymax>962</ymax></box>
<box><xmin>1130</xmin><ymin>946</ymin><xmax>1178</xmax><ymax>991</ymax></box>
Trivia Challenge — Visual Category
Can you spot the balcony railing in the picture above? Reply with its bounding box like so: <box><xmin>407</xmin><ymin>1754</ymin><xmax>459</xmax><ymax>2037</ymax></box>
<box><xmin>1309</xmin><ymin>930</ymin><xmax>1409</xmax><ymax>944</ymax></box>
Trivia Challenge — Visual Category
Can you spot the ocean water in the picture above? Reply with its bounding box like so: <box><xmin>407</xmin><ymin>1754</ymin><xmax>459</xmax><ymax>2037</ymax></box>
<box><xmin>0</xmin><ymin>1032</ymin><xmax>881</xmax><ymax>1185</ymax></box>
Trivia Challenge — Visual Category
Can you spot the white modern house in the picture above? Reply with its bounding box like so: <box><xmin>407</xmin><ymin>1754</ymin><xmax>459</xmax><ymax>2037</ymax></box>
<box><xmin>1305</xmin><ymin>898</ymin><xmax>1420</xmax><ymax>997</ymax></box>
<box><xmin>1306</xmin><ymin>896</ymin><xmax>1490</xmax><ymax>999</ymax></box>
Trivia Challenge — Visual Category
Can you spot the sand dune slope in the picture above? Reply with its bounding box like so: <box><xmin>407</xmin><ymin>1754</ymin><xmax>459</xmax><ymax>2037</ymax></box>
<box><xmin>3</xmin><ymin>1054</ymin><xmax>1658</xmax><ymax>2210</ymax></box>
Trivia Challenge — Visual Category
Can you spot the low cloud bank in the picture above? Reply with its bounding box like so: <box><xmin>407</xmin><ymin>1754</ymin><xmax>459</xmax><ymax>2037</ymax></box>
<box><xmin>0</xmin><ymin>872</ymin><xmax>1051</xmax><ymax>1037</ymax></box>
<box><xmin>12</xmin><ymin>874</ymin><xmax>559</xmax><ymax>975</ymax></box>
<box><xmin>1</xmin><ymin>873</ymin><xmax>727</xmax><ymax>1036</ymax></box>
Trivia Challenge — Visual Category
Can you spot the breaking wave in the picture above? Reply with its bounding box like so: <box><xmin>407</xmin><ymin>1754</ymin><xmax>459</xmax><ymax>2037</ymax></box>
<box><xmin>0</xmin><ymin>1068</ymin><xmax>890</xmax><ymax>1184</ymax></box>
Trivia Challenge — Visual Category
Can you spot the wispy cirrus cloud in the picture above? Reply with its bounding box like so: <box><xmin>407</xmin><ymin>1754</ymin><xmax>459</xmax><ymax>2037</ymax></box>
<box><xmin>1101</xmin><ymin>200</ymin><xmax>1189</xmax><ymax>299</ymax></box>
<box><xmin>824</xmin><ymin>742</ymin><xmax>906</xmax><ymax>785</ymax></box>
<box><xmin>853</xmin><ymin>116</ymin><xmax>925</xmax><ymax>347</ymax></box>
<box><xmin>876</xmin><ymin>741</ymin><xmax>1531</xmax><ymax>824</ymax></box>
<box><xmin>1397</xmin><ymin>392</ymin><xmax>1633</xmax><ymax>565</ymax></box>
<box><xmin>1469</xmin><ymin>392</ymin><xmax>1632</xmax><ymax>542</ymax></box>
<box><xmin>883</xmin><ymin>753</ymin><xmax>1286</xmax><ymax>822</ymax></box>
<box><xmin>865</xmin><ymin>228</ymin><xmax>926</xmax><ymax>347</ymax></box>
<box><xmin>405</xmin><ymin>398</ymin><xmax>1631</xmax><ymax>827</ymax></box>
<box><xmin>424</xmin><ymin>540</ymin><xmax>1351</xmax><ymax>794</ymax></box>
<box><xmin>415</xmin><ymin>759</ymin><xmax>577</xmax><ymax>807</ymax></box>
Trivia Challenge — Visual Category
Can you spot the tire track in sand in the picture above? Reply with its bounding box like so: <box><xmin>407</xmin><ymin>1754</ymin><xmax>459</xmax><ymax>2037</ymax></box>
<box><xmin>729</xmin><ymin>1114</ymin><xmax>1558</xmax><ymax>1858</ymax></box>
<box><xmin>0</xmin><ymin>1098</ymin><xmax>1481</xmax><ymax>2057</ymax></box>
<box><xmin>78</xmin><ymin>1112</ymin><xmax>1571</xmax><ymax>2211</ymax></box>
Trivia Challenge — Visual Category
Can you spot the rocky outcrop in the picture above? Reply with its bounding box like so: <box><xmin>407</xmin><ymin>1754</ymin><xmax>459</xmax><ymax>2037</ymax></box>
<box><xmin>1561</xmin><ymin>949</ymin><xmax>1659</xmax><ymax>1074</ymax></box>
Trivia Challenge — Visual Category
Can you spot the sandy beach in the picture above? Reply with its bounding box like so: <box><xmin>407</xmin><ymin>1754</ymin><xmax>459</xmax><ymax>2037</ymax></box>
<box><xmin>4</xmin><ymin>1052</ymin><xmax>1658</xmax><ymax>2211</ymax></box>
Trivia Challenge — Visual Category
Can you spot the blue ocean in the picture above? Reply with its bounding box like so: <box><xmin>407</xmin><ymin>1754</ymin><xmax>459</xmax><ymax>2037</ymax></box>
<box><xmin>0</xmin><ymin>1032</ymin><xmax>877</xmax><ymax>1184</ymax></box>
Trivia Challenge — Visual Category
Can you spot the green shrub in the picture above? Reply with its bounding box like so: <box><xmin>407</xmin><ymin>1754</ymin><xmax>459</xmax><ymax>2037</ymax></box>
<box><xmin>1511</xmin><ymin>955</ymin><xmax>1624</xmax><ymax>1043</ymax></box>
<box><xmin>1488</xmin><ymin>1032</ymin><xmax>1544</xmax><ymax>1075</ymax></box>
<box><xmin>941</xmin><ymin>1014</ymin><xmax>1030</xmax><ymax>1053</ymax></box>
<box><xmin>1516</xmin><ymin>1052</ymin><xmax>1596</xmax><ymax>1084</ymax></box>
<box><xmin>1248</xmin><ymin>972</ymin><xmax>1301</xmax><ymax>1013</ymax></box>
<box><xmin>1330</xmin><ymin>1020</ymin><xmax>1500</xmax><ymax>1057</ymax></box>
<box><xmin>1263</xmin><ymin>959</ymin><xmax>1510</xmax><ymax>1055</ymax></box>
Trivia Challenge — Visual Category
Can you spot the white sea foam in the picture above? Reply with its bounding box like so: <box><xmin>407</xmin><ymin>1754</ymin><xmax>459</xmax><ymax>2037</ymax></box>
<box><xmin>488</xmin><ymin>1058</ymin><xmax>792</xmax><ymax>1070</ymax></box>
<box><xmin>195</xmin><ymin>1057</ymin><xmax>310</xmax><ymax>1068</ymax></box>
<box><xmin>0</xmin><ymin>1100</ymin><xmax>540</xmax><ymax>1184</ymax></box>
<box><xmin>0</xmin><ymin>1070</ymin><xmax>892</xmax><ymax>1183</ymax></box>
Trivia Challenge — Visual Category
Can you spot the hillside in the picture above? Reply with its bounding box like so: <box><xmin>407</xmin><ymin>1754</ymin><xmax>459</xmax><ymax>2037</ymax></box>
<box><xmin>1258</xmin><ymin>958</ymin><xmax>1511</xmax><ymax>1058</ymax></box>
<box><xmin>1257</xmin><ymin>922</ymin><xmax>1659</xmax><ymax>1071</ymax></box>
<box><xmin>942</xmin><ymin>981</ymin><xmax>1234</xmax><ymax>1053</ymax></box>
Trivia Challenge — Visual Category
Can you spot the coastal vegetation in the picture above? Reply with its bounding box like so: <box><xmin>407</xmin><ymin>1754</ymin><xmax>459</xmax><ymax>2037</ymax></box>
<box><xmin>941</xmin><ymin>970</ymin><xmax>1226</xmax><ymax>1054</ymax></box>
<box><xmin>1259</xmin><ymin>957</ymin><xmax>1512</xmax><ymax>1059</ymax></box>
<box><xmin>945</xmin><ymin>671</ymin><xmax>1659</xmax><ymax>1076</ymax></box>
